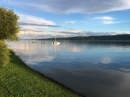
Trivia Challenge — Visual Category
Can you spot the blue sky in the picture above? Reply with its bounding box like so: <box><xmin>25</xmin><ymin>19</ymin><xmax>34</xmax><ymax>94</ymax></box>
<box><xmin>1</xmin><ymin>0</ymin><xmax>130</xmax><ymax>39</ymax></box>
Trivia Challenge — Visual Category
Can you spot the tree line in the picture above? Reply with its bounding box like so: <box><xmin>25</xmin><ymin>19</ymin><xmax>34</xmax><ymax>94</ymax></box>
<box><xmin>45</xmin><ymin>34</ymin><xmax>130</xmax><ymax>40</ymax></box>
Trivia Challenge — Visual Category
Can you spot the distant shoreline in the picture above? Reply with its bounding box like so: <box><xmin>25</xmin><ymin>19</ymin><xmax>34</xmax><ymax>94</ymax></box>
<box><xmin>21</xmin><ymin>34</ymin><xmax>130</xmax><ymax>41</ymax></box>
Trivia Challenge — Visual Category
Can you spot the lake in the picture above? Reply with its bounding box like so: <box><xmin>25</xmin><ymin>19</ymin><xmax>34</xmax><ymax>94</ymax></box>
<box><xmin>7</xmin><ymin>40</ymin><xmax>130</xmax><ymax>97</ymax></box>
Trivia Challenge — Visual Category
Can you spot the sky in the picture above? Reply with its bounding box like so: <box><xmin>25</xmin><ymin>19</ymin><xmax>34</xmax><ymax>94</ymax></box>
<box><xmin>1</xmin><ymin>0</ymin><xmax>130</xmax><ymax>39</ymax></box>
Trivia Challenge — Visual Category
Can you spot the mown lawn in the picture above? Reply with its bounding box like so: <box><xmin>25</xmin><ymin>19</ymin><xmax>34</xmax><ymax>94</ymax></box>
<box><xmin>0</xmin><ymin>51</ymin><xmax>81</xmax><ymax>97</ymax></box>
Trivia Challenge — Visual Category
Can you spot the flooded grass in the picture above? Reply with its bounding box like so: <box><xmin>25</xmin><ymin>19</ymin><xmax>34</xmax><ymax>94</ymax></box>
<box><xmin>0</xmin><ymin>50</ymin><xmax>81</xmax><ymax>97</ymax></box>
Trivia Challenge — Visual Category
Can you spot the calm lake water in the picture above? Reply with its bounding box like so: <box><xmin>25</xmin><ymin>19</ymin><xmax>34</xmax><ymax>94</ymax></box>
<box><xmin>7</xmin><ymin>40</ymin><xmax>130</xmax><ymax>97</ymax></box>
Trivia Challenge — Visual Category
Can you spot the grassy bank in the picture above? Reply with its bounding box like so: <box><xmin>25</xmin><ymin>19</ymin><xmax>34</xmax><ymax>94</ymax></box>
<box><xmin>0</xmin><ymin>51</ymin><xmax>82</xmax><ymax>97</ymax></box>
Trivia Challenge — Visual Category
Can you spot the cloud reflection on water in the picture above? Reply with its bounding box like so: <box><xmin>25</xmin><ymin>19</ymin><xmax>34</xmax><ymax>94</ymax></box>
<box><xmin>101</xmin><ymin>57</ymin><xmax>112</xmax><ymax>64</ymax></box>
<box><xmin>7</xmin><ymin>40</ymin><xmax>55</xmax><ymax>65</ymax></box>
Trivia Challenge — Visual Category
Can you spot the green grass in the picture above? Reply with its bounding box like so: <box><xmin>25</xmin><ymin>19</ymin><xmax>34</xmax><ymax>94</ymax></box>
<box><xmin>0</xmin><ymin>51</ymin><xmax>81</xmax><ymax>97</ymax></box>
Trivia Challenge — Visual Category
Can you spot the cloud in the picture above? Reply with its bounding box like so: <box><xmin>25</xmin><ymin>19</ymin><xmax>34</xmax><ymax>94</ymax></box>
<box><xmin>18</xmin><ymin>31</ymin><xmax>54</xmax><ymax>39</ymax></box>
<box><xmin>59</xmin><ymin>30</ymin><xmax>118</xmax><ymax>37</ymax></box>
<box><xmin>18</xmin><ymin>29</ymin><xmax>130</xmax><ymax>39</ymax></box>
<box><xmin>19</xmin><ymin>23</ymin><xmax>60</xmax><ymax>27</ymax></box>
<box><xmin>94</xmin><ymin>16</ymin><xmax>120</xmax><ymax>24</ymax></box>
<box><xmin>94</xmin><ymin>16</ymin><xmax>114</xmax><ymax>21</ymax></box>
<box><xmin>17</xmin><ymin>13</ymin><xmax>59</xmax><ymax>34</ymax></box>
<box><xmin>6</xmin><ymin>0</ymin><xmax>130</xmax><ymax>14</ymax></box>
<box><xmin>19</xmin><ymin>13</ymin><xmax>55</xmax><ymax>25</ymax></box>
<box><xmin>63</xmin><ymin>21</ymin><xmax>76</xmax><ymax>25</ymax></box>
<box><xmin>103</xmin><ymin>21</ymin><xmax>119</xmax><ymax>25</ymax></box>
<box><xmin>58</xmin><ymin>29</ymin><xmax>85</xmax><ymax>37</ymax></box>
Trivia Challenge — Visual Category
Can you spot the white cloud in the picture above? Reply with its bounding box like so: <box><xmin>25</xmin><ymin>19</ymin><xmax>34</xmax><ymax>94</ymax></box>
<box><xmin>64</xmin><ymin>21</ymin><xmax>76</xmax><ymax>25</ymax></box>
<box><xmin>19</xmin><ymin>14</ymin><xmax>55</xmax><ymax>25</ymax></box>
<box><xmin>17</xmin><ymin>13</ymin><xmax>57</xmax><ymax>35</ymax></box>
<box><xmin>7</xmin><ymin>0</ymin><xmax>130</xmax><ymax>14</ymax></box>
<box><xmin>94</xmin><ymin>16</ymin><xmax>114</xmax><ymax>21</ymax></box>
<box><xmin>60</xmin><ymin>30</ymin><xmax>118</xmax><ymax>36</ymax></box>
<box><xmin>94</xmin><ymin>16</ymin><xmax>120</xmax><ymax>24</ymax></box>
<box><xmin>18</xmin><ymin>31</ymin><xmax>54</xmax><ymax>39</ymax></box>
<box><xmin>103</xmin><ymin>21</ymin><xmax>120</xmax><ymax>24</ymax></box>
<box><xmin>64</xmin><ymin>29</ymin><xmax>82</xmax><ymax>33</ymax></box>
<box><xmin>18</xmin><ymin>29</ymin><xmax>130</xmax><ymax>39</ymax></box>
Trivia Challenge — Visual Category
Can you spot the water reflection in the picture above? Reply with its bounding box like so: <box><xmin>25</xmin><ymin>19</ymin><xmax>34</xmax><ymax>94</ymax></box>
<box><xmin>7</xmin><ymin>40</ymin><xmax>130</xmax><ymax>97</ymax></box>
<box><xmin>8</xmin><ymin>40</ymin><xmax>55</xmax><ymax>65</ymax></box>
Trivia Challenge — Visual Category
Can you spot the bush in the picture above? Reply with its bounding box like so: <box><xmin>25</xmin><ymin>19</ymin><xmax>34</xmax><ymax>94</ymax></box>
<box><xmin>0</xmin><ymin>40</ymin><xmax>10</xmax><ymax>67</ymax></box>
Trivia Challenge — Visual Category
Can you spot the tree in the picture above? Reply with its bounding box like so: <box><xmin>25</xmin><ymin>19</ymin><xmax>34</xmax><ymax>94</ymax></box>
<box><xmin>0</xmin><ymin>7</ymin><xmax>20</xmax><ymax>67</ymax></box>
<box><xmin>0</xmin><ymin>6</ymin><xmax>20</xmax><ymax>41</ymax></box>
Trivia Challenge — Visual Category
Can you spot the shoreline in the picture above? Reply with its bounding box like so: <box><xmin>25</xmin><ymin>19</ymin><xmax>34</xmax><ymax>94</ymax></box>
<box><xmin>11</xmin><ymin>50</ymin><xmax>85</xmax><ymax>97</ymax></box>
